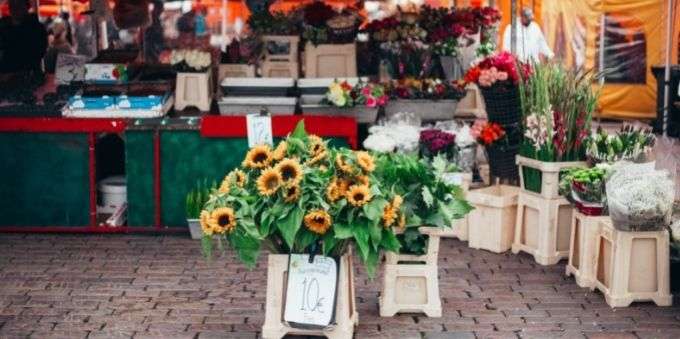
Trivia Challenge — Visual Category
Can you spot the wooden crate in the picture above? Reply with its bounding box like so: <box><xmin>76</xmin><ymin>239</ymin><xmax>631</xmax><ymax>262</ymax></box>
<box><xmin>467</xmin><ymin>185</ymin><xmax>519</xmax><ymax>253</ymax></box>
<box><xmin>380</xmin><ymin>227</ymin><xmax>442</xmax><ymax>317</ymax></box>
<box><xmin>262</xmin><ymin>35</ymin><xmax>299</xmax><ymax>63</ymax></box>
<box><xmin>512</xmin><ymin>191</ymin><xmax>574</xmax><ymax>265</ymax></box>
<box><xmin>303</xmin><ymin>43</ymin><xmax>357</xmax><ymax>78</ymax></box>
<box><xmin>565</xmin><ymin>212</ymin><xmax>610</xmax><ymax>289</ymax></box>
<box><xmin>261</xmin><ymin>253</ymin><xmax>358</xmax><ymax>339</ymax></box>
<box><xmin>456</xmin><ymin>84</ymin><xmax>486</xmax><ymax>119</ymax></box>
<box><xmin>175</xmin><ymin>71</ymin><xmax>212</xmax><ymax>112</ymax></box>
<box><xmin>593</xmin><ymin>219</ymin><xmax>672</xmax><ymax>308</ymax></box>
<box><xmin>217</xmin><ymin>64</ymin><xmax>256</xmax><ymax>82</ymax></box>
<box><xmin>516</xmin><ymin>156</ymin><xmax>587</xmax><ymax>199</ymax></box>
<box><xmin>261</xmin><ymin>61</ymin><xmax>299</xmax><ymax>79</ymax></box>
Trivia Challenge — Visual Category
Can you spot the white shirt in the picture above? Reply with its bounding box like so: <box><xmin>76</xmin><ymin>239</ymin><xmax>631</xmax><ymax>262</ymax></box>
<box><xmin>502</xmin><ymin>22</ymin><xmax>554</xmax><ymax>62</ymax></box>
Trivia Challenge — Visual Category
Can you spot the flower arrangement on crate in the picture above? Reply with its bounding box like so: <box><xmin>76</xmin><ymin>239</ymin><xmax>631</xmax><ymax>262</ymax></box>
<box><xmin>419</xmin><ymin>129</ymin><xmax>456</xmax><ymax>161</ymax></box>
<box><xmin>419</xmin><ymin>6</ymin><xmax>501</xmax><ymax>57</ymax></box>
<box><xmin>199</xmin><ymin>121</ymin><xmax>403</xmax><ymax>277</ymax></box>
<box><xmin>247</xmin><ymin>8</ymin><xmax>301</xmax><ymax>36</ymax></box>
<box><xmin>386</xmin><ymin>78</ymin><xmax>467</xmax><ymax>101</ymax></box>
<box><xmin>465</xmin><ymin>51</ymin><xmax>528</xmax><ymax>89</ymax></box>
<box><xmin>472</xmin><ymin>120</ymin><xmax>518</xmax><ymax>179</ymax></box>
<box><xmin>170</xmin><ymin>49</ymin><xmax>212</xmax><ymax>72</ymax></box>
<box><xmin>518</xmin><ymin>63</ymin><xmax>599</xmax><ymax>192</ymax></box>
<box><xmin>324</xmin><ymin>80</ymin><xmax>389</xmax><ymax>108</ymax></box>
<box><xmin>586</xmin><ymin>126</ymin><xmax>655</xmax><ymax>164</ymax></box>
<box><xmin>300</xmin><ymin>1</ymin><xmax>359</xmax><ymax>45</ymax></box>
<box><xmin>374</xmin><ymin>153</ymin><xmax>472</xmax><ymax>254</ymax></box>
<box><xmin>558</xmin><ymin>165</ymin><xmax>610</xmax><ymax>216</ymax></box>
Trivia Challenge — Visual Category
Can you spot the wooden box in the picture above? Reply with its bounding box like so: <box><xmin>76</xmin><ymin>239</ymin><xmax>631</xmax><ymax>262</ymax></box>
<box><xmin>175</xmin><ymin>71</ymin><xmax>212</xmax><ymax>112</ymax></box>
<box><xmin>380</xmin><ymin>227</ymin><xmax>442</xmax><ymax>317</ymax></box>
<box><xmin>512</xmin><ymin>191</ymin><xmax>574</xmax><ymax>265</ymax></box>
<box><xmin>261</xmin><ymin>61</ymin><xmax>299</xmax><ymax>79</ymax></box>
<box><xmin>456</xmin><ymin>84</ymin><xmax>486</xmax><ymax>119</ymax></box>
<box><xmin>262</xmin><ymin>35</ymin><xmax>299</xmax><ymax>63</ymax></box>
<box><xmin>593</xmin><ymin>219</ymin><xmax>672</xmax><ymax>307</ymax></box>
<box><xmin>218</xmin><ymin>64</ymin><xmax>256</xmax><ymax>82</ymax></box>
<box><xmin>516</xmin><ymin>155</ymin><xmax>587</xmax><ymax>199</ymax></box>
<box><xmin>467</xmin><ymin>185</ymin><xmax>519</xmax><ymax>253</ymax></box>
<box><xmin>262</xmin><ymin>253</ymin><xmax>358</xmax><ymax>339</ymax></box>
<box><xmin>565</xmin><ymin>212</ymin><xmax>610</xmax><ymax>289</ymax></box>
<box><xmin>303</xmin><ymin>43</ymin><xmax>357</xmax><ymax>78</ymax></box>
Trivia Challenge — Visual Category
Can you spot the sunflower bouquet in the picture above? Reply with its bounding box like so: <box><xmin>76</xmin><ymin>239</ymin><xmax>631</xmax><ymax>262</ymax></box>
<box><xmin>200</xmin><ymin>121</ymin><xmax>403</xmax><ymax>277</ymax></box>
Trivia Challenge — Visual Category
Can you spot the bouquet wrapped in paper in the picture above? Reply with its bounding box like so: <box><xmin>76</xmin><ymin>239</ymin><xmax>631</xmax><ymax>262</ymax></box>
<box><xmin>606</xmin><ymin>163</ymin><xmax>675</xmax><ymax>231</ymax></box>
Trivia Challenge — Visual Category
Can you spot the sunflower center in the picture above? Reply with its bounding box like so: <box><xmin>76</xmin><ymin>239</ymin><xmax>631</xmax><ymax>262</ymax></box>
<box><xmin>354</xmin><ymin>193</ymin><xmax>364</xmax><ymax>201</ymax></box>
<box><xmin>281</xmin><ymin>166</ymin><xmax>296</xmax><ymax>180</ymax></box>
<box><xmin>218</xmin><ymin>215</ymin><xmax>231</xmax><ymax>227</ymax></box>
<box><xmin>265</xmin><ymin>177</ymin><xmax>279</xmax><ymax>189</ymax></box>
<box><xmin>287</xmin><ymin>187</ymin><xmax>297</xmax><ymax>196</ymax></box>
<box><xmin>253</xmin><ymin>153</ymin><xmax>268</xmax><ymax>163</ymax></box>
<box><xmin>313</xmin><ymin>216</ymin><xmax>325</xmax><ymax>224</ymax></box>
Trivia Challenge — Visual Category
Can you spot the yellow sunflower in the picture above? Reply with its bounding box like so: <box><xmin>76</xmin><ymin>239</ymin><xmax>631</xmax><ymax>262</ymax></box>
<box><xmin>256</xmin><ymin>167</ymin><xmax>282</xmax><ymax>196</ymax></box>
<box><xmin>284</xmin><ymin>185</ymin><xmax>301</xmax><ymax>203</ymax></box>
<box><xmin>229</xmin><ymin>169</ymin><xmax>247</xmax><ymax>188</ymax></box>
<box><xmin>382</xmin><ymin>204</ymin><xmax>397</xmax><ymax>228</ymax></box>
<box><xmin>306</xmin><ymin>150</ymin><xmax>327</xmax><ymax>166</ymax></box>
<box><xmin>199</xmin><ymin>210</ymin><xmax>213</xmax><ymax>236</ymax></box>
<box><xmin>243</xmin><ymin>145</ymin><xmax>272</xmax><ymax>169</ymax></box>
<box><xmin>354</xmin><ymin>175</ymin><xmax>370</xmax><ymax>187</ymax></box>
<box><xmin>355</xmin><ymin>151</ymin><xmax>375</xmax><ymax>173</ymax></box>
<box><xmin>209</xmin><ymin>207</ymin><xmax>237</xmax><ymax>234</ymax></box>
<box><xmin>335</xmin><ymin>154</ymin><xmax>354</xmax><ymax>174</ymax></box>
<box><xmin>272</xmin><ymin>141</ymin><xmax>288</xmax><ymax>161</ymax></box>
<box><xmin>308</xmin><ymin>135</ymin><xmax>325</xmax><ymax>156</ymax></box>
<box><xmin>346</xmin><ymin>185</ymin><xmax>372</xmax><ymax>207</ymax></box>
<box><xmin>218</xmin><ymin>176</ymin><xmax>231</xmax><ymax>194</ymax></box>
<box><xmin>336</xmin><ymin>177</ymin><xmax>352</xmax><ymax>196</ymax></box>
<box><xmin>391</xmin><ymin>194</ymin><xmax>403</xmax><ymax>210</ymax></box>
<box><xmin>275</xmin><ymin>158</ymin><xmax>303</xmax><ymax>187</ymax></box>
<box><xmin>326</xmin><ymin>177</ymin><xmax>341</xmax><ymax>202</ymax></box>
<box><xmin>304</xmin><ymin>209</ymin><xmax>332</xmax><ymax>235</ymax></box>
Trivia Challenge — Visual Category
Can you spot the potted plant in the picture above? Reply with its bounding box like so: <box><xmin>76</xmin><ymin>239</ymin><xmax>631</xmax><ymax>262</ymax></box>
<box><xmin>373</xmin><ymin>153</ymin><xmax>472</xmax><ymax>317</ymax></box>
<box><xmin>517</xmin><ymin>63</ymin><xmax>597</xmax><ymax>198</ymax></box>
<box><xmin>199</xmin><ymin>121</ymin><xmax>403</xmax><ymax>336</ymax></box>
<box><xmin>383</xmin><ymin>78</ymin><xmax>467</xmax><ymax>121</ymax></box>
<box><xmin>218</xmin><ymin>36</ymin><xmax>259</xmax><ymax>80</ymax></box>
<box><xmin>185</xmin><ymin>180</ymin><xmax>214</xmax><ymax>239</ymax></box>
<box><xmin>559</xmin><ymin>165</ymin><xmax>610</xmax><ymax>216</ymax></box>
<box><xmin>586</xmin><ymin>126</ymin><xmax>656</xmax><ymax>164</ymax></box>
<box><xmin>248</xmin><ymin>8</ymin><xmax>302</xmax><ymax>78</ymax></box>
<box><xmin>419</xmin><ymin>128</ymin><xmax>456</xmax><ymax>161</ymax></box>
<box><xmin>171</xmin><ymin>49</ymin><xmax>213</xmax><ymax>111</ymax></box>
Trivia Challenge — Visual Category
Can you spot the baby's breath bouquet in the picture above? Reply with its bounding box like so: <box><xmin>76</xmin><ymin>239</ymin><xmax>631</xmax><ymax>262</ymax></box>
<box><xmin>200</xmin><ymin>121</ymin><xmax>402</xmax><ymax>277</ymax></box>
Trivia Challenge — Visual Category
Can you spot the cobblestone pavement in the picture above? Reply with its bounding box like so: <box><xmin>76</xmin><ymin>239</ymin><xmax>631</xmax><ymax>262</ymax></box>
<box><xmin>0</xmin><ymin>234</ymin><xmax>679</xmax><ymax>339</ymax></box>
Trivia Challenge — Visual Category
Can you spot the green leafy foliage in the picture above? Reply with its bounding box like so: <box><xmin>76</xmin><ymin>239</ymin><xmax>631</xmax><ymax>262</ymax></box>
<box><xmin>185</xmin><ymin>180</ymin><xmax>215</xmax><ymax>219</ymax></box>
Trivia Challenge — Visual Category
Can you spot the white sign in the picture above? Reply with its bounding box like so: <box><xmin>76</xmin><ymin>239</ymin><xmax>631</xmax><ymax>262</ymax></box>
<box><xmin>442</xmin><ymin>172</ymin><xmax>464</xmax><ymax>186</ymax></box>
<box><xmin>246</xmin><ymin>114</ymin><xmax>273</xmax><ymax>147</ymax></box>
<box><xmin>283</xmin><ymin>254</ymin><xmax>338</xmax><ymax>328</ymax></box>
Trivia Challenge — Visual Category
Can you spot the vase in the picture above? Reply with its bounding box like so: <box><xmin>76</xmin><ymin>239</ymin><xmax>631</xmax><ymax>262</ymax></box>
<box><xmin>440</xmin><ymin>56</ymin><xmax>463</xmax><ymax>81</ymax></box>
<box><xmin>187</xmin><ymin>219</ymin><xmax>203</xmax><ymax>240</ymax></box>
<box><xmin>486</xmin><ymin>144</ymin><xmax>519</xmax><ymax>181</ymax></box>
<box><xmin>480</xmin><ymin>84</ymin><xmax>521</xmax><ymax>126</ymax></box>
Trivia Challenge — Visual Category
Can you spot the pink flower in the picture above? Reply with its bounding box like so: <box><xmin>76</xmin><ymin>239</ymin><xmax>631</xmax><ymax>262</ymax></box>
<box><xmin>361</xmin><ymin>87</ymin><xmax>371</xmax><ymax>96</ymax></box>
<box><xmin>497</xmin><ymin>71</ymin><xmax>508</xmax><ymax>81</ymax></box>
<box><xmin>377</xmin><ymin>95</ymin><xmax>388</xmax><ymax>107</ymax></box>
<box><xmin>366</xmin><ymin>97</ymin><xmax>377</xmax><ymax>108</ymax></box>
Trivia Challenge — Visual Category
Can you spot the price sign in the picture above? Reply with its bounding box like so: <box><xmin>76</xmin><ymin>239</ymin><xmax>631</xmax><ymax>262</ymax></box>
<box><xmin>246</xmin><ymin>114</ymin><xmax>273</xmax><ymax>147</ymax></box>
<box><xmin>442</xmin><ymin>172</ymin><xmax>464</xmax><ymax>186</ymax></box>
<box><xmin>283</xmin><ymin>254</ymin><xmax>338</xmax><ymax>328</ymax></box>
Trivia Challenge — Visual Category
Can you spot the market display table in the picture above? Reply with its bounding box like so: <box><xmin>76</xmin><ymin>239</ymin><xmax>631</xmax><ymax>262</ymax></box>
<box><xmin>0</xmin><ymin>115</ymin><xmax>357</xmax><ymax>233</ymax></box>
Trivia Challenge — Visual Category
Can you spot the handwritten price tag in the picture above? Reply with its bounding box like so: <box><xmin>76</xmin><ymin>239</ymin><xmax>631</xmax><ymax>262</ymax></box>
<box><xmin>246</xmin><ymin>114</ymin><xmax>273</xmax><ymax>147</ymax></box>
<box><xmin>283</xmin><ymin>254</ymin><xmax>338</xmax><ymax>328</ymax></box>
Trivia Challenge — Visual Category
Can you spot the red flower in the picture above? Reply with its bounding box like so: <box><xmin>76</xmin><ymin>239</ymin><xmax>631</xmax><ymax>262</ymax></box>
<box><xmin>477</xmin><ymin>122</ymin><xmax>506</xmax><ymax>146</ymax></box>
<box><xmin>112</xmin><ymin>68</ymin><xmax>120</xmax><ymax>79</ymax></box>
<box><xmin>340</xmin><ymin>81</ymin><xmax>352</xmax><ymax>91</ymax></box>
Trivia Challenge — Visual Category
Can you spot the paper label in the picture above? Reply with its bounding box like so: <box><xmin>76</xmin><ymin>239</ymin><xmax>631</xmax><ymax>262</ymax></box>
<box><xmin>283</xmin><ymin>254</ymin><xmax>338</xmax><ymax>328</ymax></box>
<box><xmin>246</xmin><ymin>114</ymin><xmax>273</xmax><ymax>147</ymax></box>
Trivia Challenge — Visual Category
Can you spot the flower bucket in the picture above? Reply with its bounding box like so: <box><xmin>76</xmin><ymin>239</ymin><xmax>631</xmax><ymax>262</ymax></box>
<box><xmin>300</xmin><ymin>105</ymin><xmax>379</xmax><ymax>124</ymax></box>
<box><xmin>480</xmin><ymin>84</ymin><xmax>521</xmax><ymax>126</ymax></box>
<box><xmin>380</xmin><ymin>227</ymin><xmax>442</xmax><ymax>318</ymax></box>
<box><xmin>384</xmin><ymin>99</ymin><xmax>458</xmax><ymax>122</ymax></box>
<box><xmin>486</xmin><ymin>144</ymin><xmax>519</xmax><ymax>181</ymax></box>
<box><xmin>516</xmin><ymin>155</ymin><xmax>587</xmax><ymax>199</ymax></box>
<box><xmin>454</xmin><ymin>145</ymin><xmax>477</xmax><ymax>174</ymax></box>
<box><xmin>440</xmin><ymin>56</ymin><xmax>463</xmax><ymax>81</ymax></box>
<box><xmin>187</xmin><ymin>219</ymin><xmax>203</xmax><ymax>240</ymax></box>
<box><xmin>262</xmin><ymin>253</ymin><xmax>358</xmax><ymax>339</ymax></box>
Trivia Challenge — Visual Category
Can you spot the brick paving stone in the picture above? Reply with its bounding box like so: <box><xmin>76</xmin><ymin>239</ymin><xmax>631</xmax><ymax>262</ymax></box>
<box><xmin>1</xmin><ymin>235</ymin><xmax>680</xmax><ymax>338</ymax></box>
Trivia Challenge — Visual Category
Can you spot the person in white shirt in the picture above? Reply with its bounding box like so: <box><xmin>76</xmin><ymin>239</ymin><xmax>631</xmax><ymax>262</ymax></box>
<box><xmin>502</xmin><ymin>7</ymin><xmax>554</xmax><ymax>62</ymax></box>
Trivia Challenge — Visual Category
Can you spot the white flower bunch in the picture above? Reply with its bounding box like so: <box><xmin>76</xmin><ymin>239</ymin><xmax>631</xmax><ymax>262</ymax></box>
<box><xmin>524</xmin><ymin>112</ymin><xmax>551</xmax><ymax>148</ymax></box>
<box><xmin>170</xmin><ymin>49</ymin><xmax>211</xmax><ymax>72</ymax></box>
<box><xmin>364</xmin><ymin>123</ymin><xmax>420</xmax><ymax>154</ymax></box>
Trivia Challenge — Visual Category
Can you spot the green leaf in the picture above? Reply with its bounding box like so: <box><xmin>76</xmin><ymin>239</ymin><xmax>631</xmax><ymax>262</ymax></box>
<box><xmin>425</xmin><ymin>212</ymin><xmax>446</xmax><ymax>227</ymax></box>
<box><xmin>363</xmin><ymin>250</ymin><xmax>380</xmax><ymax>279</ymax></box>
<box><xmin>380</xmin><ymin>229</ymin><xmax>401</xmax><ymax>252</ymax></box>
<box><xmin>201</xmin><ymin>236</ymin><xmax>213</xmax><ymax>260</ymax></box>
<box><xmin>352</xmin><ymin>220</ymin><xmax>370</xmax><ymax>262</ymax></box>
<box><xmin>368</xmin><ymin>219</ymin><xmax>382</xmax><ymax>251</ymax></box>
<box><xmin>296</xmin><ymin>229</ymin><xmax>318</xmax><ymax>252</ymax></box>
<box><xmin>363</xmin><ymin>197</ymin><xmax>387</xmax><ymax>222</ymax></box>
<box><xmin>290</xmin><ymin>120</ymin><xmax>308</xmax><ymax>139</ymax></box>
<box><xmin>422</xmin><ymin>186</ymin><xmax>434</xmax><ymax>208</ymax></box>
<box><xmin>432</xmin><ymin>155</ymin><xmax>448</xmax><ymax>177</ymax></box>
<box><xmin>277</xmin><ymin>208</ymin><xmax>303</xmax><ymax>250</ymax></box>
<box><xmin>230</xmin><ymin>231</ymin><xmax>261</xmax><ymax>269</ymax></box>
<box><xmin>333</xmin><ymin>223</ymin><xmax>354</xmax><ymax>239</ymax></box>
<box><xmin>322</xmin><ymin>232</ymin><xmax>338</xmax><ymax>256</ymax></box>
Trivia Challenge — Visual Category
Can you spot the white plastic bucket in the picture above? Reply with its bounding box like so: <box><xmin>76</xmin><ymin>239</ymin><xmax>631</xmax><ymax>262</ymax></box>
<box><xmin>99</xmin><ymin>176</ymin><xmax>127</xmax><ymax>210</ymax></box>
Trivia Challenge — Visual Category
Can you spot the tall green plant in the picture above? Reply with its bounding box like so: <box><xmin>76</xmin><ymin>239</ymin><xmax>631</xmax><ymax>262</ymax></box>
<box><xmin>186</xmin><ymin>180</ymin><xmax>215</xmax><ymax>219</ymax></box>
